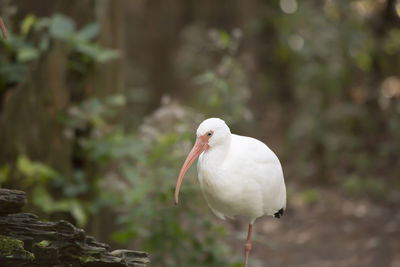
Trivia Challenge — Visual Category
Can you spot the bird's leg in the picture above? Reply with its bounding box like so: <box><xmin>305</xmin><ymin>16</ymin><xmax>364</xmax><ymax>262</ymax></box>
<box><xmin>244</xmin><ymin>223</ymin><xmax>253</xmax><ymax>267</ymax></box>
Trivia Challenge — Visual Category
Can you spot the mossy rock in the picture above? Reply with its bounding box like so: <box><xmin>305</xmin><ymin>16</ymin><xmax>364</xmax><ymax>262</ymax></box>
<box><xmin>79</xmin><ymin>255</ymin><xmax>97</xmax><ymax>263</ymax></box>
<box><xmin>0</xmin><ymin>198</ymin><xmax>149</xmax><ymax>266</ymax></box>
<box><xmin>0</xmin><ymin>235</ymin><xmax>34</xmax><ymax>261</ymax></box>
<box><xmin>36</xmin><ymin>240</ymin><xmax>51</xmax><ymax>248</ymax></box>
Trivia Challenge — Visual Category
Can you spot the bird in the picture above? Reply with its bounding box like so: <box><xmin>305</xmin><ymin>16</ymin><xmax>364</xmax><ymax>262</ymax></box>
<box><xmin>174</xmin><ymin>117</ymin><xmax>286</xmax><ymax>267</ymax></box>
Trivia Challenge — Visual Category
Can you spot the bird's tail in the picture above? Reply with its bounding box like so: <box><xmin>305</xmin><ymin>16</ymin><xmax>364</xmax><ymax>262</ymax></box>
<box><xmin>274</xmin><ymin>208</ymin><xmax>284</xmax><ymax>218</ymax></box>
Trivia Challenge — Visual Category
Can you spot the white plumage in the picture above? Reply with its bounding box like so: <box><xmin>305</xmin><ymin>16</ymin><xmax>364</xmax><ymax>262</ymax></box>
<box><xmin>198</xmin><ymin>133</ymin><xmax>286</xmax><ymax>222</ymax></box>
<box><xmin>174</xmin><ymin>117</ymin><xmax>286</xmax><ymax>267</ymax></box>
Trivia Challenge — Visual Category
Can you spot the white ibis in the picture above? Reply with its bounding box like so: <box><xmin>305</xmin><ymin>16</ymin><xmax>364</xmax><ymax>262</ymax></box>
<box><xmin>174</xmin><ymin>118</ymin><xmax>286</xmax><ymax>267</ymax></box>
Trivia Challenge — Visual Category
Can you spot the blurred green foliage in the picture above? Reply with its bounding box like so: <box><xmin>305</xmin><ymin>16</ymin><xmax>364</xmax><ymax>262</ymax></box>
<box><xmin>177</xmin><ymin>27</ymin><xmax>252</xmax><ymax>125</ymax></box>
<box><xmin>1</xmin><ymin>15</ymin><xmax>242</xmax><ymax>265</ymax></box>
<box><xmin>63</xmin><ymin>93</ymin><xmax>238</xmax><ymax>265</ymax></box>
<box><xmin>257</xmin><ymin>1</ymin><xmax>400</xmax><ymax>199</ymax></box>
<box><xmin>0</xmin><ymin>13</ymin><xmax>118</xmax><ymax>87</ymax></box>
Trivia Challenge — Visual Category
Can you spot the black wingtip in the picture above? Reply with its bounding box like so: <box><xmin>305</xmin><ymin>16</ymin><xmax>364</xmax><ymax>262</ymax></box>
<box><xmin>274</xmin><ymin>208</ymin><xmax>284</xmax><ymax>218</ymax></box>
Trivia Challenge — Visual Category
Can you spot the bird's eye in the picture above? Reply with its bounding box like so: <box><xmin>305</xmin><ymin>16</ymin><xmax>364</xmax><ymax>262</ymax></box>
<box><xmin>207</xmin><ymin>132</ymin><xmax>212</xmax><ymax>136</ymax></box>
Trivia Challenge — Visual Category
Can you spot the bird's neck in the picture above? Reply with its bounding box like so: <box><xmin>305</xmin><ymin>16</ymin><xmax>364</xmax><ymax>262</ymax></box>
<box><xmin>202</xmin><ymin>138</ymin><xmax>231</xmax><ymax>168</ymax></box>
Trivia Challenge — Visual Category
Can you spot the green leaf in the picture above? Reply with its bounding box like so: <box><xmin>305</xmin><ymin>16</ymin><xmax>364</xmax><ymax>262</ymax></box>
<box><xmin>38</xmin><ymin>38</ymin><xmax>50</xmax><ymax>51</ymax></box>
<box><xmin>194</xmin><ymin>71</ymin><xmax>216</xmax><ymax>84</ymax></box>
<box><xmin>17</xmin><ymin>155</ymin><xmax>60</xmax><ymax>183</ymax></box>
<box><xmin>17</xmin><ymin>155</ymin><xmax>37</xmax><ymax>177</ymax></box>
<box><xmin>76</xmin><ymin>23</ymin><xmax>99</xmax><ymax>41</ymax></box>
<box><xmin>75</xmin><ymin>42</ymin><xmax>98</xmax><ymax>57</ymax></box>
<box><xmin>95</xmin><ymin>49</ymin><xmax>120</xmax><ymax>63</ymax></box>
<box><xmin>21</xmin><ymin>15</ymin><xmax>37</xmax><ymax>36</ymax></box>
<box><xmin>32</xmin><ymin>186</ymin><xmax>69</xmax><ymax>213</ymax></box>
<box><xmin>106</xmin><ymin>94</ymin><xmax>126</xmax><ymax>106</ymax></box>
<box><xmin>355</xmin><ymin>52</ymin><xmax>371</xmax><ymax>72</ymax></box>
<box><xmin>17</xmin><ymin>46</ymin><xmax>39</xmax><ymax>62</ymax></box>
<box><xmin>219</xmin><ymin>31</ymin><xmax>231</xmax><ymax>49</ymax></box>
<box><xmin>75</xmin><ymin>41</ymin><xmax>119</xmax><ymax>63</ymax></box>
<box><xmin>70</xmin><ymin>201</ymin><xmax>88</xmax><ymax>227</ymax></box>
<box><xmin>0</xmin><ymin>165</ymin><xmax>10</xmax><ymax>184</ymax></box>
<box><xmin>49</xmin><ymin>14</ymin><xmax>75</xmax><ymax>40</ymax></box>
<box><xmin>111</xmin><ymin>230</ymin><xmax>136</xmax><ymax>244</ymax></box>
<box><xmin>0</xmin><ymin>63</ymin><xmax>26</xmax><ymax>83</ymax></box>
<box><xmin>35</xmin><ymin>17</ymin><xmax>51</xmax><ymax>30</ymax></box>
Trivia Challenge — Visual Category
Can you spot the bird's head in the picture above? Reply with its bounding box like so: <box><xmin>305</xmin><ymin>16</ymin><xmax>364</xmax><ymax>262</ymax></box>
<box><xmin>174</xmin><ymin>118</ymin><xmax>231</xmax><ymax>204</ymax></box>
<box><xmin>196</xmin><ymin>118</ymin><xmax>231</xmax><ymax>147</ymax></box>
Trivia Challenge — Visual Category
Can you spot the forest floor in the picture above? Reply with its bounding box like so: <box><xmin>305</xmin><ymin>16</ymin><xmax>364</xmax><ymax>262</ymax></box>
<box><xmin>226</xmin><ymin>184</ymin><xmax>400</xmax><ymax>267</ymax></box>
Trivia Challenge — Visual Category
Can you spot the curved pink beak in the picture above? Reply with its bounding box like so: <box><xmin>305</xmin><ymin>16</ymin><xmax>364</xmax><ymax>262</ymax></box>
<box><xmin>174</xmin><ymin>136</ymin><xmax>209</xmax><ymax>204</ymax></box>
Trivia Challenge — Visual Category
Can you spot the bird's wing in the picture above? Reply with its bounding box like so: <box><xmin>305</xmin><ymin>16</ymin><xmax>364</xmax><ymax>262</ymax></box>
<box><xmin>209</xmin><ymin>206</ymin><xmax>228</xmax><ymax>220</ymax></box>
<box><xmin>197</xmin><ymin>157</ymin><xmax>233</xmax><ymax>220</ymax></box>
<box><xmin>229</xmin><ymin>134</ymin><xmax>287</xmax><ymax>215</ymax></box>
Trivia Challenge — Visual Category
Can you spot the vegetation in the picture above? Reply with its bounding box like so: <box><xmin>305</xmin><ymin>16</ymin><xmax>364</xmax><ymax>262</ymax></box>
<box><xmin>0</xmin><ymin>235</ymin><xmax>35</xmax><ymax>260</ymax></box>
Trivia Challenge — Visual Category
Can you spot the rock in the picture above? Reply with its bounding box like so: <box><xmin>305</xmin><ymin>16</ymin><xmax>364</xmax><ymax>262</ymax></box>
<box><xmin>0</xmin><ymin>235</ymin><xmax>35</xmax><ymax>265</ymax></box>
<box><xmin>0</xmin><ymin>189</ymin><xmax>27</xmax><ymax>215</ymax></box>
<box><xmin>111</xmin><ymin>250</ymin><xmax>150</xmax><ymax>267</ymax></box>
<box><xmin>0</xmin><ymin>189</ymin><xmax>149</xmax><ymax>266</ymax></box>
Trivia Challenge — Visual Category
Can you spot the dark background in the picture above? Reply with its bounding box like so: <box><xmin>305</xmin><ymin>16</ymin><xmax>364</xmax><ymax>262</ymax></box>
<box><xmin>1</xmin><ymin>0</ymin><xmax>399</xmax><ymax>266</ymax></box>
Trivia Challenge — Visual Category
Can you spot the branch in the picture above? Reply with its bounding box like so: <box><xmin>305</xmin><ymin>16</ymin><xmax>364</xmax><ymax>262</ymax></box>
<box><xmin>0</xmin><ymin>16</ymin><xmax>7</xmax><ymax>39</ymax></box>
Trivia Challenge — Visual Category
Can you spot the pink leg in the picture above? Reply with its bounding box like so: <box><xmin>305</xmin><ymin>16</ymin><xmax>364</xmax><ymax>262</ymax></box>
<box><xmin>244</xmin><ymin>223</ymin><xmax>253</xmax><ymax>267</ymax></box>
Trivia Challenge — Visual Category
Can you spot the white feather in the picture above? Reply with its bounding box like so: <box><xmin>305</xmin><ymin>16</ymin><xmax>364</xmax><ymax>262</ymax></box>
<box><xmin>196</xmin><ymin>118</ymin><xmax>286</xmax><ymax>224</ymax></box>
